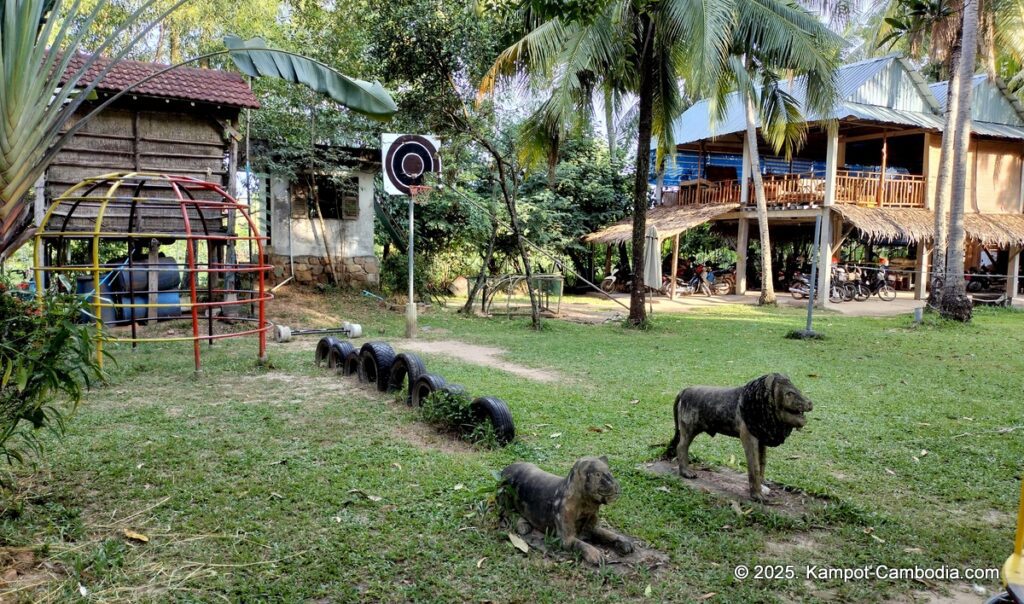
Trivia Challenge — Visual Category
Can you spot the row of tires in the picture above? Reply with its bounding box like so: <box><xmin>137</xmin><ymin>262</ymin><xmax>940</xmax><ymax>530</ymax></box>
<box><xmin>314</xmin><ymin>337</ymin><xmax>516</xmax><ymax>446</ymax></box>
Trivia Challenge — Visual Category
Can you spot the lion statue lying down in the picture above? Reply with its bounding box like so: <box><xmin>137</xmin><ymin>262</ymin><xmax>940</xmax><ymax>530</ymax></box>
<box><xmin>500</xmin><ymin>456</ymin><xmax>633</xmax><ymax>565</ymax></box>
<box><xmin>665</xmin><ymin>374</ymin><xmax>813</xmax><ymax>502</ymax></box>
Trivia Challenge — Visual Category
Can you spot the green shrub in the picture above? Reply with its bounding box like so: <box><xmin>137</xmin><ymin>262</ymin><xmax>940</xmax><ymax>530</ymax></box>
<box><xmin>0</xmin><ymin>279</ymin><xmax>103</xmax><ymax>468</ymax></box>
<box><xmin>419</xmin><ymin>390</ymin><xmax>497</xmax><ymax>446</ymax></box>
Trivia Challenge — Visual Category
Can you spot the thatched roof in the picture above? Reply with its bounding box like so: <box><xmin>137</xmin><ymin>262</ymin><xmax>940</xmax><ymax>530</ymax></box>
<box><xmin>832</xmin><ymin>206</ymin><xmax>935</xmax><ymax>243</ymax></box>
<box><xmin>583</xmin><ymin>203</ymin><xmax>739</xmax><ymax>244</ymax></box>
<box><xmin>834</xmin><ymin>205</ymin><xmax>1024</xmax><ymax>247</ymax></box>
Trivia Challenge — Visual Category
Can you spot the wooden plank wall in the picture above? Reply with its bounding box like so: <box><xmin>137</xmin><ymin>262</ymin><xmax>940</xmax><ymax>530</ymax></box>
<box><xmin>45</xmin><ymin>105</ymin><xmax>235</xmax><ymax>237</ymax></box>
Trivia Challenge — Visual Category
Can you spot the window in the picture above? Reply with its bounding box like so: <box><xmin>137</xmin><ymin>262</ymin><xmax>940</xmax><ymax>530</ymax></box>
<box><xmin>292</xmin><ymin>175</ymin><xmax>360</xmax><ymax>220</ymax></box>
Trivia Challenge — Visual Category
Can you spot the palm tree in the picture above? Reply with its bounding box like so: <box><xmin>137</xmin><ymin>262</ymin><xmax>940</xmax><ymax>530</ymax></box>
<box><xmin>939</xmin><ymin>0</ymin><xmax>981</xmax><ymax>321</ymax></box>
<box><xmin>709</xmin><ymin>17</ymin><xmax>842</xmax><ymax>305</ymax></box>
<box><xmin>483</xmin><ymin>0</ymin><xmax>841</xmax><ymax>323</ymax></box>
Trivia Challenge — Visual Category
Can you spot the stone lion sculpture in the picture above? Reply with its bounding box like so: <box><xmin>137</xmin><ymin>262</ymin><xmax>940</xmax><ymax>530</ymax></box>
<box><xmin>665</xmin><ymin>373</ymin><xmax>813</xmax><ymax>502</ymax></box>
<box><xmin>499</xmin><ymin>456</ymin><xmax>633</xmax><ymax>565</ymax></box>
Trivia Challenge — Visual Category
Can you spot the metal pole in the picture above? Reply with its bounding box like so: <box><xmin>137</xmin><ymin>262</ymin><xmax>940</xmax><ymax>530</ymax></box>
<box><xmin>805</xmin><ymin>214</ymin><xmax>822</xmax><ymax>332</ymax></box>
<box><xmin>405</xmin><ymin>191</ymin><xmax>417</xmax><ymax>338</ymax></box>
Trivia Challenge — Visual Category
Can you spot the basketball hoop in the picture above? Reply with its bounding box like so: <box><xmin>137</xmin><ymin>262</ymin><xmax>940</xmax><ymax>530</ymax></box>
<box><xmin>408</xmin><ymin>185</ymin><xmax>434</xmax><ymax>204</ymax></box>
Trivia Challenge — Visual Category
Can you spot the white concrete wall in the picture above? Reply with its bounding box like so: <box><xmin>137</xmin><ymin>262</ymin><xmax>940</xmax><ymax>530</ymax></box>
<box><xmin>268</xmin><ymin>171</ymin><xmax>376</xmax><ymax>260</ymax></box>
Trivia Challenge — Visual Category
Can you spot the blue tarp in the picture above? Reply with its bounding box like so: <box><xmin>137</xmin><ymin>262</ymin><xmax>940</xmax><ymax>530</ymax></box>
<box><xmin>649</xmin><ymin>150</ymin><xmax>827</xmax><ymax>187</ymax></box>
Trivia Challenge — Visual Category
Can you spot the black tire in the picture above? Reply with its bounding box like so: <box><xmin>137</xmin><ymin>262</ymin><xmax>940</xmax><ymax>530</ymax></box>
<box><xmin>358</xmin><ymin>342</ymin><xmax>396</xmax><ymax>391</ymax></box>
<box><xmin>410</xmin><ymin>373</ymin><xmax>447</xmax><ymax>407</ymax></box>
<box><xmin>327</xmin><ymin>341</ymin><xmax>356</xmax><ymax>374</ymax></box>
<box><xmin>343</xmin><ymin>350</ymin><xmax>361</xmax><ymax>378</ymax></box>
<box><xmin>315</xmin><ymin>337</ymin><xmax>340</xmax><ymax>367</ymax></box>
<box><xmin>828</xmin><ymin>285</ymin><xmax>843</xmax><ymax>304</ymax></box>
<box><xmin>841</xmin><ymin>283</ymin><xmax>855</xmax><ymax>302</ymax></box>
<box><xmin>877</xmin><ymin>284</ymin><xmax>896</xmax><ymax>301</ymax></box>
<box><xmin>470</xmin><ymin>396</ymin><xmax>515</xmax><ymax>446</ymax></box>
<box><xmin>853</xmin><ymin>284</ymin><xmax>869</xmax><ymax>302</ymax></box>
<box><xmin>440</xmin><ymin>383</ymin><xmax>468</xmax><ymax>398</ymax></box>
<box><xmin>789</xmin><ymin>282</ymin><xmax>806</xmax><ymax>299</ymax></box>
<box><xmin>387</xmin><ymin>352</ymin><xmax>427</xmax><ymax>402</ymax></box>
<box><xmin>967</xmin><ymin>279</ymin><xmax>983</xmax><ymax>293</ymax></box>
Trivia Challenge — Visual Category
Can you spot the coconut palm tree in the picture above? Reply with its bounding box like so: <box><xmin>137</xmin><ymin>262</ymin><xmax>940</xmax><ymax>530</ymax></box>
<box><xmin>940</xmin><ymin>0</ymin><xmax>981</xmax><ymax>321</ymax></box>
<box><xmin>708</xmin><ymin>17</ymin><xmax>842</xmax><ymax>305</ymax></box>
<box><xmin>483</xmin><ymin>0</ymin><xmax>841</xmax><ymax>323</ymax></box>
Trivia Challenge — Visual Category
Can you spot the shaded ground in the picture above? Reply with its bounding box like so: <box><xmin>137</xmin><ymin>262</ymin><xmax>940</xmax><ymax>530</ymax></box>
<box><xmin>641</xmin><ymin>460</ymin><xmax>830</xmax><ymax>518</ymax></box>
<box><xmin>508</xmin><ymin>525</ymin><xmax>671</xmax><ymax>577</ymax></box>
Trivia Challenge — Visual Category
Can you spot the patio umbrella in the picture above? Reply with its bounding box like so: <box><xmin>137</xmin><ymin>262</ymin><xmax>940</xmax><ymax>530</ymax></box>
<box><xmin>644</xmin><ymin>225</ymin><xmax>662</xmax><ymax>292</ymax></box>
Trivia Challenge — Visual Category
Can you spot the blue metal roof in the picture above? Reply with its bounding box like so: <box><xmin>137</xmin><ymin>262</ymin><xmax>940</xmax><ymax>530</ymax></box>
<box><xmin>667</xmin><ymin>55</ymin><xmax>1024</xmax><ymax>146</ymax></box>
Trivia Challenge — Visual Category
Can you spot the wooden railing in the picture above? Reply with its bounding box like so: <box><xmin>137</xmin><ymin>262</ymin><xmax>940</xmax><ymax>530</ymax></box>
<box><xmin>663</xmin><ymin>170</ymin><xmax>926</xmax><ymax>209</ymax></box>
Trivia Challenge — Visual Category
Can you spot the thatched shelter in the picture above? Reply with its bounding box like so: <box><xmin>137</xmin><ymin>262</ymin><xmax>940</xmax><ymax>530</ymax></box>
<box><xmin>584</xmin><ymin>203</ymin><xmax>738</xmax><ymax>244</ymax></box>
<box><xmin>834</xmin><ymin>206</ymin><xmax>1024</xmax><ymax>247</ymax></box>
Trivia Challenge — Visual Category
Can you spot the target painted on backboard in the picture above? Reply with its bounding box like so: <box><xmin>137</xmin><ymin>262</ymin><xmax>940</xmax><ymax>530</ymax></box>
<box><xmin>381</xmin><ymin>134</ymin><xmax>441</xmax><ymax>196</ymax></box>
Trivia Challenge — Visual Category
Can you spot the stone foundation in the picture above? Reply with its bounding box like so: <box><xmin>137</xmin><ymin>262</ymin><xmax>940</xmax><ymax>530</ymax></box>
<box><xmin>268</xmin><ymin>254</ymin><xmax>379</xmax><ymax>287</ymax></box>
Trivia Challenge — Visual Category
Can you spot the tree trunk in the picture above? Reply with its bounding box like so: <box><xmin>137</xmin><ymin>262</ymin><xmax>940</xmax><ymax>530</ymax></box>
<box><xmin>744</xmin><ymin>93</ymin><xmax>776</xmax><ymax>305</ymax></box>
<box><xmin>463</xmin><ymin>207</ymin><xmax>498</xmax><ymax>314</ymax></box>
<box><xmin>940</xmin><ymin>0</ymin><xmax>978</xmax><ymax>322</ymax></box>
<box><xmin>479</xmin><ymin>139</ymin><xmax>540</xmax><ymax>328</ymax></box>
<box><xmin>604</xmin><ymin>87</ymin><xmax>616</xmax><ymax>157</ymax></box>
<box><xmin>928</xmin><ymin>25</ymin><xmax>963</xmax><ymax>309</ymax></box>
<box><xmin>627</xmin><ymin>13</ymin><xmax>655</xmax><ymax>327</ymax></box>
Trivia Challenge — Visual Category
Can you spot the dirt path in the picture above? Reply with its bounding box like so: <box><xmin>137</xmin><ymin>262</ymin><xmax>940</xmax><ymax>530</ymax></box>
<box><xmin>395</xmin><ymin>339</ymin><xmax>562</xmax><ymax>383</ymax></box>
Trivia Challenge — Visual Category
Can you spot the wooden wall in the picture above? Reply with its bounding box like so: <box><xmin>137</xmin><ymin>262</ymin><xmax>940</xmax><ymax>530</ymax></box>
<box><xmin>44</xmin><ymin>101</ymin><xmax>239</xmax><ymax>238</ymax></box>
<box><xmin>924</xmin><ymin>134</ymin><xmax>1024</xmax><ymax>214</ymax></box>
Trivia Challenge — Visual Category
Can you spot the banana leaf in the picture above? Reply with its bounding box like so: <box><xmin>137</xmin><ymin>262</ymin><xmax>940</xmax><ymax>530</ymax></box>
<box><xmin>224</xmin><ymin>35</ymin><xmax>397</xmax><ymax>120</ymax></box>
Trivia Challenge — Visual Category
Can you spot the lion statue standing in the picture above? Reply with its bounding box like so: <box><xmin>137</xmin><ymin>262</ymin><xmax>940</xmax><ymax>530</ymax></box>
<box><xmin>665</xmin><ymin>374</ymin><xmax>813</xmax><ymax>502</ymax></box>
<box><xmin>499</xmin><ymin>456</ymin><xmax>634</xmax><ymax>565</ymax></box>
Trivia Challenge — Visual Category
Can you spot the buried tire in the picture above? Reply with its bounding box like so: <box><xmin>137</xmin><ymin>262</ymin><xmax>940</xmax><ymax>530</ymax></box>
<box><xmin>410</xmin><ymin>374</ymin><xmax>447</xmax><ymax>407</ymax></box>
<box><xmin>343</xmin><ymin>350</ymin><xmax>362</xmax><ymax>377</ymax></box>
<box><xmin>470</xmin><ymin>396</ymin><xmax>515</xmax><ymax>445</ymax></box>
<box><xmin>315</xmin><ymin>337</ymin><xmax>341</xmax><ymax>367</ymax></box>
<box><xmin>359</xmin><ymin>342</ymin><xmax>396</xmax><ymax>391</ymax></box>
<box><xmin>327</xmin><ymin>341</ymin><xmax>356</xmax><ymax>374</ymax></box>
<box><xmin>388</xmin><ymin>353</ymin><xmax>427</xmax><ymax>402</ymax></box>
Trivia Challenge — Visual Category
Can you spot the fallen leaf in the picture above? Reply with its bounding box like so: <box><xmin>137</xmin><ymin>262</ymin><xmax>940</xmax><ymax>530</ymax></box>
<box><xmin>644</xmin><ymin>584</ymin><xmax>652</xmax><ymax>598</ymax></box>
<box><xmin>477</xmin><ymin>557</ymin><xmax>487</xmax><ymax>568</ymax></box>
<box><xmin>123</xmin><ymin>529</ymin><xmax>149</xmax><ymax>543</ymax></box>
<box><xmin>549</xmin><ymin>433</ymin><xmax>562</xmax><ymax>438</ymax></box>
<box><xmin>697</xmin><ymin>593</ymin><xmax>716</xmax><ymax>601</ymax></box>
<box><xmin>391</xmin><ymin>462</ymin><xmax>402</xmax><ymax>470</ymax></box>
<box><xmin>587</xmin><ymin>426</ymin><xmax>605</xmax><ymax>433</ymax></box>
<box><xmin>904</xmin><ymin>547</ymin><xmax>923</xmax><ymax>554</ymax></box>
<box><xmin>508</xmin><ymin>533</ymin><xmax>529</xmax><ymax>554</ymax></box>
<box><xmin>655</xmin><ymin>486</ymin><xmax>671</xmax><ymax>493</ymax></box>
<box><xmin>629</xmin><ymin>399</ymin><xmax>640</xmax><ymax>405</ymax></box>
<box><xmin>453</xmin><ymin>484</ymin><xmax>464</xmax><ymax>491</ymax></box>
<box><xmin>78</xmin><ymin>584</ymin><xmax>89</xmax><ymax>597</ymax></box>
<box><xmin>870</xmin><ymin>534</ymin><xmax>886</xmax><ymax>544</ymax></box>
<box><xmin>919</xmin><ymin>449</ymin><xmax>929</xmax><ymax>457</ymax></box>
<box><xmin>912</xmin><ymin>456</ymin><xmax>920</xmax><ymax>463</ymax></box>
<box><xmin>604</xmin><ymin>424</ymin><xmax>614</xmax><ymax>430</ymax></box>
<box><xmin>885</xmin><ymin>468</ymin><xmax>896</xmax><ymax>476</ymax></box>
<box><xmin>554</xmin><ymin>443</ymin><xmax>561</xmax><ymax>449</ymax></box>
<box><xmin>136</xmin><ymin>463</ymin><xmax>144</xmax><ymax>470</ymax></box>
<box><xmin>367</xmin><ymin>495</ymin><xmax>382</xmax><ymax>502</ymax></box>
<box><xmin>270</xmin><ymin>492</ymin><xmax>284</xmax><ymax>499</ymax></box>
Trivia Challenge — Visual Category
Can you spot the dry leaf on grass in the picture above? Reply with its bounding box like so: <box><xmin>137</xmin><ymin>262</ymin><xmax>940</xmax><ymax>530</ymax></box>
<box><xmin>508</xmin><ymin>533</ymin><xmax>529</xmax><ymax>554</ymax></box>
<box><xmin>477</xmin><ymin>557</ymin><xmax>487</xmax><ymax>568</ymax></box>
<box><xmin>123</xmin><ymin>529</ymin><xmax>149</xmax><ymax>543</ymax></box>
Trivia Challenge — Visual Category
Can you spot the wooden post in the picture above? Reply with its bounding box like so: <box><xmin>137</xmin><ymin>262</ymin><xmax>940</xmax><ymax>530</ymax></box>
<box><xmin>736</xmin><ymin>217</ymin><xmax>749</xmax><ymax>295</ymax></box>
<box><xmin>740</xmin><ymin>137</ymin><xmax>751</xmax><ymax>207</ymax></box>
<box><xmin>1007</xmin><ymin>245</ymin><xmax>1021</xmax><ymax>300</ymax></box>
<box><xmin>147</xmin><ymin>238</ymin><xmax>159</xmax><ymax>324</ymax></box>
<box><xmin>914</xmin><ymin>243</ymin><xmax>930</xmax><ymax>300</ymax></box>
<box><xmin>816</xmin><ymin>127</ymin><xmax>839</xmax><ymax>306</ymax></box>
<box><xmin>875</xmin><ymin>132</ymin><xmax>888</xmax><ymax>207</ymax></box>
<box><xmin>669</xmin><ymin>234</ymin><xmax>680</xmax><ymax>299</ymax></box>
<box><xmin>222</xmin><ymin>135</ymin><xmax>240</xmax><ymax>317</ymax></box>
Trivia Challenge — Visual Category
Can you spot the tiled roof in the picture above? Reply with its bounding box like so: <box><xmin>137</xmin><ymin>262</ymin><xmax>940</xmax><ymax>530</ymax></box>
<box><xmin>62</xmin><ymin>53</ymin><xmax>260</xmax><ymax>109</ymax></box>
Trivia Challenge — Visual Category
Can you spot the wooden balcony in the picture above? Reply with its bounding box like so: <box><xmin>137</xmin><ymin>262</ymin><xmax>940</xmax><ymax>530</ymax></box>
<box><xmin>664</xmin><ymin>170</ymin><xmax>926</xmax><ymax>209</ymax></box>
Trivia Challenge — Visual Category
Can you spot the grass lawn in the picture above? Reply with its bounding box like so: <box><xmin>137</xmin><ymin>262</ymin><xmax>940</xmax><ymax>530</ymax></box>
<box><xmin>2</xmin><ymin>290</ymin><xmax>1022</xmax><ymax>603</ymax></box>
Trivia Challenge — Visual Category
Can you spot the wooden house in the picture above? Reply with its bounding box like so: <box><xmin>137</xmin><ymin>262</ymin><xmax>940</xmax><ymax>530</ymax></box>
<box><xmin>587</xmin><ymin>55</ymin><xmax>1024</xmax><ymax>303</ymax></box>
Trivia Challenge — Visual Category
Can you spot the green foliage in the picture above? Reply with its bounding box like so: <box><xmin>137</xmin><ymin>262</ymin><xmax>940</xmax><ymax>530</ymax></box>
<box><xmin>420</xmin><ymin>390</ymin><xmax>498</xmax><ymax>446</ymax></box>
<box><xmin>0</xmin><ymin>281</ymin><xmax>103</xmax><ymax>469</ymax></box>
